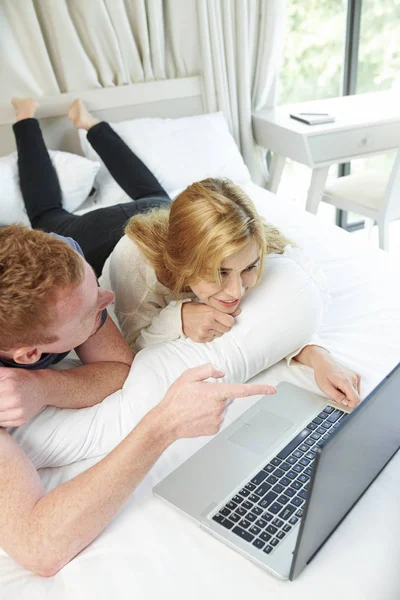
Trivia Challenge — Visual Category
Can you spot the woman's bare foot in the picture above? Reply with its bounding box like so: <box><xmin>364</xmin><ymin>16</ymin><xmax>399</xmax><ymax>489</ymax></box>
<box><xmin>12</xmin><ymin>98</ymin><xmax>39</xmax><ymax>122</ymax></box>
<box><xmin>67</xmin><ymin>99</ymin><xmax>100</xmax><ymax>131</ymax></box>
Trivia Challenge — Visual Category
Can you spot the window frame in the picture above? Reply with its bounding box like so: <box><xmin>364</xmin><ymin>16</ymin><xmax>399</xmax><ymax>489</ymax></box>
<box><xmin>337</xmin><ymin>0</ymin><xmax>365</xmax><ymax>231</ymax></box>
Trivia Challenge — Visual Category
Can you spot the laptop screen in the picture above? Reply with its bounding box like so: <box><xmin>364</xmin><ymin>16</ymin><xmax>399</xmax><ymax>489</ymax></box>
<box><xmin>290</xmin><ymin>362</ymin><xmax>400</xmax><ymax>580</ymax></box>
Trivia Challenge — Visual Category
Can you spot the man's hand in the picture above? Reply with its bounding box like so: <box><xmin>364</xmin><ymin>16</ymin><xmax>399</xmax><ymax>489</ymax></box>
<box><xmin>294</xmin><ymin>346</ymin><xmax>361</xmax><ymax>409</ymax></box>
<box><xmin>182</xmin><ymin>302</ymin><xmax>241</xmax><ymax>343</ymax></box>
<box><xmin>156</xmin><ymin>363</ymin><xmax>276</xmax><ymax>439</ymax></box>
<box><xmin>0</xmin><ymin>368</ymin><xmax>46</xmax><ymax>427</ymax></box>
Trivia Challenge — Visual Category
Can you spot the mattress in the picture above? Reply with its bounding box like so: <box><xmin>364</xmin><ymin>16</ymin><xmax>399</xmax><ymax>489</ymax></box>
<box><xmin>1</xmin><ymin>182</ymin><xmax>400</xmax><ymax>600</ymax></box>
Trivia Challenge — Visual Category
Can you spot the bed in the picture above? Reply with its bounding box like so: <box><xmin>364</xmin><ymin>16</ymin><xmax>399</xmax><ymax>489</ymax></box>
<box><xmin>1</xmin><ymin>78</ymin><xmax>400</xmax><ymax>600</ymax></box>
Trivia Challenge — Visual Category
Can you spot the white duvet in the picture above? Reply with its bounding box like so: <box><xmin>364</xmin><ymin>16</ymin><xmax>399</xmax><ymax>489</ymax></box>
<box><xmin>1</xmin><ymin>183</ymin><xmax>400</xmax><ymax>600</ymax></box>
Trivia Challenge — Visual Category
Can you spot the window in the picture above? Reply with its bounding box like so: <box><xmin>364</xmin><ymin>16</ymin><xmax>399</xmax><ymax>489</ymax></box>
<box><xmin>276</xmin><ymin>0</ymin><xmax>400</xmax><ymax>229</ymax></box>
<box><xmin>348</xmin><ymin>0</ymin><xmax>400</xmax><ymax>223</ymax></box>
<box><xmin>278</xmin><ymin>0</ymin><xmax>347</xmax><ymax>105</ymax></box>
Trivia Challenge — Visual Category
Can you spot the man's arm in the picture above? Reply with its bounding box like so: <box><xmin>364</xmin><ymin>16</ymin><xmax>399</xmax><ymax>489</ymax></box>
<box><xmin>74</xmin><ymin>314</ymin><xmax>133</xmax><ymax>367</ymax></box>
<box><xmin>51</xmin><ymin>314</ymin><xmax>133</xmax><ymax>404</ymax></box>
<box><xmin>0</xmin><ymin>414</ymin><xmax>170</xmax><ymax>576</ymax></box>
<box><xmin>0</xmin><ymin>365</ymin><xmax>275</xmax><ymax>576</ymax></box>
<box><xmin>0</xmin><ymin>317</ymin><xmax>133</xmax><ymax>427</ymax></box>
<box><xmin>41</xmin><ymin>316</ymin><xmax>133</xmax><ymax>409</ymax></box>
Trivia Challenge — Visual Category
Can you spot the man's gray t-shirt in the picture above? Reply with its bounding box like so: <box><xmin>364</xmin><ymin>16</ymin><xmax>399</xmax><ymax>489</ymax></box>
<box><xmin>0</xmin><ymin>235</ymin><xmax>107</xmax><ymax>371</ymax></box>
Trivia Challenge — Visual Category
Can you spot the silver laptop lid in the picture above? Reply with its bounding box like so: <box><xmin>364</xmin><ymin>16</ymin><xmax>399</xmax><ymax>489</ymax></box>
<box><xmin>291</xmin><ymin>361</ymin><xmax>400</xmax><ymax>580</ymax></box>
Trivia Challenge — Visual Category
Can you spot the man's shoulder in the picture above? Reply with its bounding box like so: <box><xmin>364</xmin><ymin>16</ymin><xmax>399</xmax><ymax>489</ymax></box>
<box><xmin>51</xmin><ymin>233</ymin><xmax>84</xmax><ymax>258</ymax></box>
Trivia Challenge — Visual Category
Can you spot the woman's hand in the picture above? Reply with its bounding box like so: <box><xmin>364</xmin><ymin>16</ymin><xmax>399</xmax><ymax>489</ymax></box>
<box><xmin>182</xmin><ymin>302</ymin><xmax>240</xmax><ymax>343</ymax></box>
<box><xmin>294</xmin><ymin>346</ymin><xmax>361</xmax><ymax>409</ymax></box>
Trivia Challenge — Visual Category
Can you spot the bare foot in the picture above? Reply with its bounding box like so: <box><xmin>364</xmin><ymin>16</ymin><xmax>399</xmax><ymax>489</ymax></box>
<box><xmin>67</xmin><ymin>99</ymin><xmax>100</xmax><ymax>131</ymax></box>
<box><xmin>12</xmin><ymin>98</ymin><xmax>39</xmax><ymax>122</ymax></box>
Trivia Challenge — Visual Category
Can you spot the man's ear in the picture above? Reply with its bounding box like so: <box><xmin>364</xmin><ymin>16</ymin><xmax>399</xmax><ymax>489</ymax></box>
<box><xmin>12</xmin><ymin>347</ymin><xmax>41</xmax><ymax>365</ymax></box>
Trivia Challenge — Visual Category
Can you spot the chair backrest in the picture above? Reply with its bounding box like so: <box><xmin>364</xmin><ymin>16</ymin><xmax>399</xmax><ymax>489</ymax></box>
<box><xmin>380</xmin><ymin>148</ymin><xmax>400</xmax><ymax>221</ymax></box>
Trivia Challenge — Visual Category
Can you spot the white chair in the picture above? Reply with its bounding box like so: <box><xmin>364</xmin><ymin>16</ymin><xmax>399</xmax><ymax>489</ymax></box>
<box><xmin>306</xmin><ymin>150</ymin><xmax>400</xmax><ymax>251</ymax></box>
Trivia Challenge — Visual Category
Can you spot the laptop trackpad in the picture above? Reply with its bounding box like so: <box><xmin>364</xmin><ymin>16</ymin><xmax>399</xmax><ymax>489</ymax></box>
<box><xmin>228</xmin><ymin>410</ymin><xmax>293</xmax><ymax>455</ymax></box>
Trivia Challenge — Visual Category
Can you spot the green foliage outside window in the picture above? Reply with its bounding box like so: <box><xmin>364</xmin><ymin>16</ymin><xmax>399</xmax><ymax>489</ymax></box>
<box><xmin>278</xmin><ymin>0</ymin><xmax>400</xmax><ymax>104</ymax></box>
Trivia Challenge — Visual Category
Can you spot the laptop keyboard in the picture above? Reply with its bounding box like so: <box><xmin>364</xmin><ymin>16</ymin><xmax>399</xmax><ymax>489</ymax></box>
<box><xmin>211</xmin><ymin>406</ymin><xmax>348</xmax><ymax>555</ymax></box>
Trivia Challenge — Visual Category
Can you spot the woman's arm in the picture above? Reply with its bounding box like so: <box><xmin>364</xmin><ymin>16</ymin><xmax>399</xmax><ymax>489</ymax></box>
<box><xmin>108</xmin><ymin>236</ymin><xmax>187</xmax><ymax>353</ymax></box>
<box><xmin>276</xmin><ymin>248</ymin><xmax>360</xmax><ymax>408</ymax></box>
<box><xmin>293</xmin><ymin>346</ymin><xmax>361</xmax><ymax>409</ymax></box>
<box><xmin>132</xmin><ymin>300</ymin><xmax>187</xmax><ymax>353</ymax></box>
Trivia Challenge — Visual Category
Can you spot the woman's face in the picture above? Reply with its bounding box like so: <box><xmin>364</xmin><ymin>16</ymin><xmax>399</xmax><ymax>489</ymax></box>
<box><xmin>190</xmin><ymin>240</ymin><xmax>260</xmax><ymax>314</ymax></box>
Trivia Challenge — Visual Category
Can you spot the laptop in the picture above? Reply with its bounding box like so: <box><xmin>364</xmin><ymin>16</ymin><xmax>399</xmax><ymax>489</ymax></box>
<box><xmin>154</xmin><ymin>361</ymin><xmax>400</xmax><ymax>580</ymax></box>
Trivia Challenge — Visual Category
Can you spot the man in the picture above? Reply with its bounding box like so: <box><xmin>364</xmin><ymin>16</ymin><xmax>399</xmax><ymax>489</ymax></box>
<box><xmin>0</xmin><ymin>225</ymin><xmax>275</xmax><ymax>576</ymax></box>
<box><xmin>0</xmin><ymin>226</ymin><xmax>132</xmax><ymax>426</ymax></box>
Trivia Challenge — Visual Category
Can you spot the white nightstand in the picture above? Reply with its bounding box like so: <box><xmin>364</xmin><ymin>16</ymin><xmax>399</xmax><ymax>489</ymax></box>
<box><xmin>252</xmin><ymin>91</ymin><xmax>400</xmax><ymax>212</ymax></box>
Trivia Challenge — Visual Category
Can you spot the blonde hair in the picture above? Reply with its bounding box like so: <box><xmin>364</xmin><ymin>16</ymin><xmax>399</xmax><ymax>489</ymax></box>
<box><xmin>0</xmin><ymin>225</ymin><xmax>84</xmax><ymax>351</ymax></box>
<box><xmin>125</xmin><ymin>178</ymin><xmax>291</xmax><ymax>296</ymax></box>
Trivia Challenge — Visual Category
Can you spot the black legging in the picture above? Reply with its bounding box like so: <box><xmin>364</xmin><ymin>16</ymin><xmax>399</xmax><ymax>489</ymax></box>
<box><xmin>13</xmin><ymin>119</ymin><xmax>171</xmax><ymax>276</ymax></box>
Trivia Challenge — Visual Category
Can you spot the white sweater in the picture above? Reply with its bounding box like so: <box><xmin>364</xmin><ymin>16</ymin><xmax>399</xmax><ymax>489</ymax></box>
<box><xmin>102</xmin><ymin>235</ymin><xmax>193</xmax><ymax>355</ymax></box>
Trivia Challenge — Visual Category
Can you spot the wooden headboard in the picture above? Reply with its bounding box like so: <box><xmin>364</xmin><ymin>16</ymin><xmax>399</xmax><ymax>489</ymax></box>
<box><xmin>0</xmin><ymin>76</ymin><xmax>205</xmax><ymax>156</ymax></box>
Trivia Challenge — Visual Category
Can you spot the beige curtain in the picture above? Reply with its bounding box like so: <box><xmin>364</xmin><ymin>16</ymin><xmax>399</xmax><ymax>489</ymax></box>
<box><xmin>197</xmin><ymin>0</ymin><xmax>286</xmax><ymax>183</ymax></box>
<box><xmin>0</xmin><ymin>0</ymin><xmax>201</xmax><ymax>99</ymax></box>
<box><xmin>0</xmin><ymin>0</ymin><xmax>285</xmax><ymax>181</ymax></box>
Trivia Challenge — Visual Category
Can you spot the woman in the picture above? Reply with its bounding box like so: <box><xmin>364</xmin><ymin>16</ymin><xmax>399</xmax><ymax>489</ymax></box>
<box><xmin>11</xmin><ymin>98</ymin><xmax>171</xmax><ymax>276</ymax></box>
<box><xmin>106</xmin><ymin>178</ymin><xmax>361</xmax><ymax>408</ymax></box>
<box><xmin>107</xmin><ymin>178</ymin><xmax>289</xmax><ymax>346</ymax></box>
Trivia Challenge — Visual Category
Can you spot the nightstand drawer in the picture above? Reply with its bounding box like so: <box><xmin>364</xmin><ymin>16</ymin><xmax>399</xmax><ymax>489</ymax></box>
<box><xmin>308</xmin><ymin>122</ymin><xmax>400</xmax><ymax>164</ymax></box>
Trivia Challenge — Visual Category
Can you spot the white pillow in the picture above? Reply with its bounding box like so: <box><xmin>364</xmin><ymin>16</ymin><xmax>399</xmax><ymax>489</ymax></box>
<box><xmin>0</xmin><ymin>151</ymin><xmax>100</xmax><ymax>226</ymax></box>
<box><xmin>78</xmin><ymin>112</ymin><xmax>252</xmax><ymax>204</ymax></box>
<box><xmin>10</xmin><ymin>249</ymin><xmax>324</xmax><ymax>469</ymax></box>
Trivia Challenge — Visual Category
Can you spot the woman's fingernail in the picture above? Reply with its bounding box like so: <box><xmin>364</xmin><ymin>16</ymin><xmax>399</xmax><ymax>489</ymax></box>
<box><xmin>215</xmin><ymin>370</ymin><xmax>225</xmax><ymax>377</ymax></box>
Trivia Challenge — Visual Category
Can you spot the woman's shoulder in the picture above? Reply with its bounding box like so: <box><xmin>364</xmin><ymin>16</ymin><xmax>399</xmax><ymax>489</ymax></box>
<box><xmin>110</xmin><ymin>234</ymin><xmax>142</xmax><ymax>260</ymax></box>
<box><xmin>109</xmin><ymin>234</ymin><xmax>168</xmax><ymax>292</ymax></box>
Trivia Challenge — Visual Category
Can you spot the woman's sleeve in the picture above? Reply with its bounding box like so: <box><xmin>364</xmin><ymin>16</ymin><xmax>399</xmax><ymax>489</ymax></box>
<box><xmin>108</xmin><ymin>237</ymin><xmax>188</xmax><ymax>354</ymax></box>
<box><xmin>282</xmin><ymin>246</ymin><xmax>330</xmax><ymax>366</ymax></box>
<box><xmin>133</xmin><ymin>299</ymin><xmax>190</xmax><ymax>354</ymax></box>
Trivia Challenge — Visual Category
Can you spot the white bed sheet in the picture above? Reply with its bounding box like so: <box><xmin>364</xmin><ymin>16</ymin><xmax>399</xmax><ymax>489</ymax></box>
<box><xmin>1</xmin><ymin>183</ymin><xmax>400</xmax><ymax>600</ymax></box>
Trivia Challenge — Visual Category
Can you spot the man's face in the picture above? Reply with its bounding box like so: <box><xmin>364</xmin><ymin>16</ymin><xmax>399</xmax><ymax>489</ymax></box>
<box><xmin>40</xmin><ymin>258</ymin><xmax>115</xmax><ymax>354</ymax></box>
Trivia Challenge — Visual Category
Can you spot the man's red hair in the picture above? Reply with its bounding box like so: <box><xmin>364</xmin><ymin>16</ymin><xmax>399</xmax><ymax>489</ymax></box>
<box><xmin>0</xmin><ymin>225</ymin><xmax>84</xmax><ymax>350</ymax></box>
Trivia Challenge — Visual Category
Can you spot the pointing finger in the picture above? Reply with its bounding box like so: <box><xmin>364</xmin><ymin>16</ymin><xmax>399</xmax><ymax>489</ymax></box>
<box><xmin>214</xmin><ymin>383</ymin><xmax>276</xmax><ymax>401</ymax></box>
